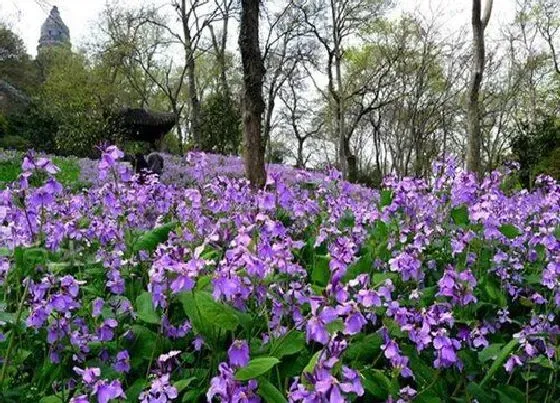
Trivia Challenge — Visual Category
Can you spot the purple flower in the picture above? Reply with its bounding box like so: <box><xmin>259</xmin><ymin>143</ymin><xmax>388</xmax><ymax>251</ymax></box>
<box><xmin>228</xmin><ymin>340</ymin><xmax>250</xmax><ymax>368</ymax></box>
<box><xmin>36</xmin><ymin>157</ymin><xmax>60</xmax><ymax>174</ymax></box>
<box><xmin>193</xmin><ymin>336</ymin><xmax>204</xmax><ymax>351</ymax></box>
<box><xmin>170</xmin><ymin>275</ymin><xmax>195</xmax><ymax>294</ymax></box>
<box><xmin>92</xmin><ymin>297</ymin><xmax>104</xmax><ymax>317</ymax></box>
<box><xmin>139</xmin><ymin>373</ymin><xmax>177</xmax><ymax>402</ymax></box>
<box><xmin>504</xmin><ymin>354</ymin><xmax>523</xmax><ymax>373</ymax></box>
<box><xmin>93</xmin><ymin>379</ymin><xmax>126</xmax><ymax>403</ymax></box>
<box><xmin>113</xmin><ymin>350</ymin><xmax>130</xmax><ymax>373</ymax></box>
<box><xmin>98</xmin><ymin>319</ymin><xmax>118</xmax><ymax>341</ymax></box>
<box><xmin>74</xmin><ymin>366</ymin><xmax>100</xmax><ymax>385</ymax></box>
<box><xmin>343</xmin><ymin>311</ymin><xmax>367</xmax><ymax>335</ymax></box>
<box><xmin>207</xmin><ymin>362</ymin><xmax>260</xmax><ymax>402</ymax></box>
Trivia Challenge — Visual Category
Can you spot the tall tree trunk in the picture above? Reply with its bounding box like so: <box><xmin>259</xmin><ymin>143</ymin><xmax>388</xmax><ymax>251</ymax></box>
<box><xmin>239</xmin><ymin>0</ymin><xmax>266</xmax><ymax>188</ymax></box>
<box><xmin>329</xmin><ymin>0</ymin><xmax>347</xmax><ymax>179</ymax></box>
<box><xmin>335</xmin><ymin>54</ymin><xmax>347</xmax><ymax>179</ymax></box>
<box><xmin>262</xmin><ymin>83</ymin><xmax>276</xmax><ymax>154</ymax></box>
<box><xmin>296</xmin><ymin>137</ymin><xmax>305</xmax><ymax>168</ymax></box>
<box><xmin>467</xmin><ymin>0</ymin><xmax>493</xmax><ymax>175</ymax></box>
<box><xmin>209</xmin><ymin>0</ymin><xmax>231</xmax><ymax>99</ymax></box>
<box><xmin>182</xmin><ymin>0</ymin><xmax>201</xmax><ymax>148</ymax></box>
<box><xmin>188</xmin><ymin>58</ymin><xmax>201</xmax><ymax>148</ymax></box>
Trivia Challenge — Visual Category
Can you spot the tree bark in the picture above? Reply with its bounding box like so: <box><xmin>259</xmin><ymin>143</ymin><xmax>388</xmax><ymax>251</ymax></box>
<box><xmin>209</xmin><ymin>0</ymin><xmax>232</xmax><ymax>99</ymax></box>
<box><xmin>467</xmin><ymin>0</ymin><xmax>493</xmax><ymax>175</ymax></box>
<box><xmin>239</xmin><ymin>0</ymin><xmax>266</xmax><ymax>188</ymax></box>
<box><xmin>330</xmin><ymin>0</ymin><xmax>347</xmax><ymax>179</ymax></box>
<box><xmin>181</xmin><ymin>0</ymin><xmax>202</xmax><ymax>149</ymax></box>
<box><xmin>296</xmin><ymin>137</ymin><xmax>305</xmax><ymax>169</ymax></box>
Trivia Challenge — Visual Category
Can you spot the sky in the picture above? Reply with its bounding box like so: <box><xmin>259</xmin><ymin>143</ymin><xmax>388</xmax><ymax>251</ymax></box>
<box><xmin>1</xmin><ymin>0</ymin><xmax>518</xmax><ymax>58</ymax></box>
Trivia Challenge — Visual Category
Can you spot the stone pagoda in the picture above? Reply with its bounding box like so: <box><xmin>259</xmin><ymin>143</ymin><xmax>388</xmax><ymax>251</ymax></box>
<box><xmin>37</xmin><ymin>6</ymin><xmax>71</xmax><ymax>54</ymax></box>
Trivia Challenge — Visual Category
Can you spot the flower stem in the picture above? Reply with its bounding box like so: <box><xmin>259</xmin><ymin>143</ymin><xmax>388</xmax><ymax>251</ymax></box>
<box><xmin>0</xmin><ymin>279</ymin><xmax>29</xmax><ymax>391</ymax></box>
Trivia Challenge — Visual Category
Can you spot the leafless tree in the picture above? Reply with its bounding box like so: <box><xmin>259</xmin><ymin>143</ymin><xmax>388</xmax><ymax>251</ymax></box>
<box><xmin>467</xmin><ymin>0</ymin><xmax>493</xmax><ymax>175</ymax></box>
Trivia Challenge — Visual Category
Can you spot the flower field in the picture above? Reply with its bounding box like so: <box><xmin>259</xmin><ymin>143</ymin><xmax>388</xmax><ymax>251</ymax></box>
<box><xmin>0</xmin><ymin>147</ymin><xmax>559</xmax><ymax>402</ymax></box>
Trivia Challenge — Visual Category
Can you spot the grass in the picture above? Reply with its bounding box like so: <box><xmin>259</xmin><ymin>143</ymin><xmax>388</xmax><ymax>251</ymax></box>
<box><xmin>0</xmin><ymin>154</ymin><xmax>81</xmax><ymax>189</ymax></box>
<box><xmin>0</xmin><ymin>161</ymin><xmax>21</xmax><ymax>186</ymax></box>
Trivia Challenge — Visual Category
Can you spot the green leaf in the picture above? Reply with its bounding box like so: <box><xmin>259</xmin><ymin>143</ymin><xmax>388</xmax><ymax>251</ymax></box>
<box><xmin>235</xmin><ymin>357</ymin><xmax>280</xmax><ymax>381</ymax></box>
<box><xmin>339</xmin><ymin>210</ymin><xmax>355</xmax><ymax>229</ymax></box>
<box><xmin>483</xmin><ymin>277</ymin><xmax>508</xmax><ymax>307</ymax></box>
<box><xmin>182</xmin><ymin>388</ymin><xmax>205</xmax><ymax>402</ymax></box>
<box><xmin>178</xmin><ymin>291</ymin><xmax>239</xmax><ymax>336</ymax></box>
<box><xmin>270</xmin><ymin>331</ymin><xmax>305</xmax><ymax>359</ymax></box>
<box><xmin>401</xmin><ymin>346</ymin><xmax>440</xmax><ymax>392</ymax></box>
<box><xmin>174</xmin><ymin>377</ymin><xmax>196</xmax><ymax>393</ymax></box>
<box><xmin>498</xmin><ymin>224</ymin><xmax>522</xmax><ymax>239</ymax></box>
<box><xmin>369</xmin><ymin>220</ymin><xmax>388</xmax><ymax>240</ymax></box>
<box><xmin>380</xmin><ymin>190</ymin><xmax>393</xmax><ymax>207</ymax></box>
<box><xmin>303</xmin><ymin>351</ymin><xmax>321</xmax><ymax>374</ymax></box>
<box><xmin>478</xmin><ymin>343</ymin><xmax>504</xmax><ymax>363</ymax></box>
<box><xmin>467</xmin><ymin>382</ymin><xmax>495</xmax><ymax>402</ymax></box>
<box><xmin>0</xmin><ymin>306</ymin><xmax>16</xmax><ymax>324</ymax></box>
<box><xmin>414</xmin><ymin>391</ymin><xmax>442</xmax><ymax>403</ymax></box>
<box><xmin>134</xmin><ymin>221</ymin><xmax>178</xmax><ymax>253</ymax></box>
<box><xmin>343</xmin><ymin>253</ymin><xmax>373</xmax><ymax>283</ymax></box>
<box><xmin>311</xmin><ymin>255</ymin><xmax>330</xmax><ymax>287</ymax></box>
<box><xmin>480</xmin><ymin>339</ymin><xmax>519</xmax><ymax>386</ymax></box>
<box><xmin>257</xmin><ymin>378</ymin><xmax>288</xmax><ymax>403</ymax></box>
<box><xmin>326</xmin><ymin>318</ymin><xmax>344</xmax><ymax>334</ymax></box>
<box><xmin>361</xmin><ymin>368</ymin><xmax>390</xmax><ymax>400</ymax></box>
<box><xmin>494</xmin><ymin>385</ymin><xmax>525</xmax><ymax>403</ymax></box>
<box><xmin>371</xmin><ymin>272</ymin><xmax>397</xmax><ymax>286</ymax></box>
<box><xmin>18</xmin><ymin>247</ymin><xmax>48</xmax><ymax>276</ymax></box>
<box><xmin>39</xmin><ymin>397</ymin><xmax>63</xmax><ymax>403</ymax></box>
<box><xmin>451</xmin><ymin>205</ymin><xmax>470</xmax><ymax>226</ymax></box>
<box><xmin>528</xmin><ymin>355</ymin><xmax>554</xmax><ymax>369</ymax></box>
<box><xmin>128</xmin><ymin>325</ymin><xmax>157</xmax><ymax>361</ymax></box>
<box><xmin>135</xmin><ymin>292</ymin><xmax>161</xmax><ymax>325</ymax></box>
<box><xmin>345</xmin><ymin>333</ymin><xmax>382</xmax><ymax>363</ymax></box>
<box><xmin>126</xmin><ymin>379</ymin><xmax>147</xmax><ymax>402</ymax></box>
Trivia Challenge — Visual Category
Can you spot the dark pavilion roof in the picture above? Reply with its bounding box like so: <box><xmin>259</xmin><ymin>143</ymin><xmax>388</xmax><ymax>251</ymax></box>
<box><xmin>113</xmin><ymin>108</ymin><xmax>177</xmax><ymax>146</ymax></box>
<box><xmin>116</xmin><ymin>107</ymin><xmax>176</xmax><ymax>128</ymax></box>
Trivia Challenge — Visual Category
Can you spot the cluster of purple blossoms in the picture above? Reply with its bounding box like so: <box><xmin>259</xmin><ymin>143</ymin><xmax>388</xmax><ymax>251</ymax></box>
<box><xmin>72</xmin><ymin>367</ymin><xmax>126</xmax><ymax>403</ymax></box>
<box><xmin>207</xmin><ymin>340</ymin><xmax>260</xmax><ymax>402</ymax></box>
<box><xmin>139</xmin><ymin>351</ymin><xmax>181</xmax><ymax>402</ymax></box>
<box><xmin>437</xmin><ymin>266</ymin><xmax>477</xmax><ymax>305</ymax></box>
<box><xmin>289</xmin><ymin>337</ymin><xmax>364</xmax><ymax>402</ymax></box>
<box><xmin>1</xmin><ymin>146</ymin><xmax>559</xmax><ymax>401</ymax></box>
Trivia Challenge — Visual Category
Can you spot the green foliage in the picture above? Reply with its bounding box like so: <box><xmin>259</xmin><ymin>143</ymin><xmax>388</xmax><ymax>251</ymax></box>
<box><xmin>178</xmin><ymin>291</ymin><xmax>240</xmax><ymax>340</ymax></box>
<box><xmin>451</xmin><ymin>205</ymin><xmax>470</xmax><ymax>226</ymax></box>
<box><xmin>0</xmin><ymin>23</ymin><xmax>39</xmax><ymax>93</ymax></box>
<box><xmin>0</xmin><ymin>160</ymin><xmax>21</xmax><ymax>186</ymax></box>
<box><xmin>133</xmin><ymin>221</ymin><xmax>179</xmax><ymax>254</ymax></box>
<box><xmin>269</xmin><ymin>331</ymin><xmax>306</xmax><ymax>359</ymax></box>
<box><xmin>0</xmin><ymin>135</ymin><xmax>31</xmax><ymax>151</ymax></box>
<box><xmin>512</xmin><ymin>117</ymin><xmax>560</xmax><ymax>188</ymax></box>
<box><xmin>499</xmin><ymin>224</ymin><xmax>522</xmax><ymax>239</ymax></box>
<box><xmin>480</xmin><ymin>340</ymin><xmax>520</xmax><ymax>387</ymax></box>
<box><xmin>199</xmin><ymin>92</ymin><xmax>241</xmax><ymax>154</ymax></box>
<box><xmin>258</xmin><ymin>378</ymin><xmax>288</xmax><ymax>403</ymax></box>
<box><xmin>266</xmin><ymin>141</ymin><xmax>290</xmax><ymax>164</ymax></box>
<box><xmin>235</xmin><ymin>357</ymin><xmax>280</xmax><ymax>381</ymax></box>
<box><xmin>135</xmin><ymin>292</ymin><xmax>161</xmax><ymax>324</ymax></box>
<box><xmin>37</xmin><ymin>48</ymin><xmax>110</xmax><ymax>156</ymax></box>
